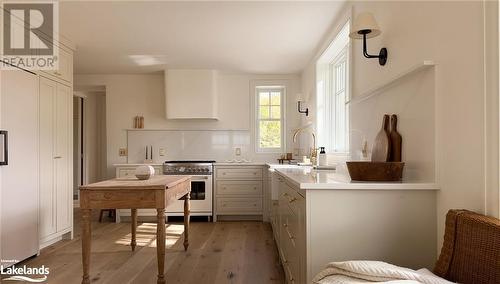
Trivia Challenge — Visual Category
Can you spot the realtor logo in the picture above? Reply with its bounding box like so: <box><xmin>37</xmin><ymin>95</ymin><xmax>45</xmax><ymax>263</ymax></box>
<box><xmin>1</xmin><ymin>1</ymin><xmax>59</xmax><ymax>70</ymax></box>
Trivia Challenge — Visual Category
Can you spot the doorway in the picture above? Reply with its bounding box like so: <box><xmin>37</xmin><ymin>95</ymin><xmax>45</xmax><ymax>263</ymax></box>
<box><xmin>73</xmin><ymin>96</ymin><xmax>84</xmax><ymax>203</ymax></box>
<box><xmin>73</xmin><ymin>89</ymin><xmax>107</xmax><ymax>205</ymax></box>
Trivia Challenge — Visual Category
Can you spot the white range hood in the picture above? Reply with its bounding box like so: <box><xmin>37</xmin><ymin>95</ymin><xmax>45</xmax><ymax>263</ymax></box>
<box><xmin>164</xmin><ymin>69</ymin><xmax>218</xmax><ymax>120</ymax></box>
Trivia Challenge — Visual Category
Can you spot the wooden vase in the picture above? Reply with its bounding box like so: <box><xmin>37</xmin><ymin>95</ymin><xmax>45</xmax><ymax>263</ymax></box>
<box><xmin>389</xmin><ymin>114</ymin><xmax>402</xmax><ymax>162</ymax></box>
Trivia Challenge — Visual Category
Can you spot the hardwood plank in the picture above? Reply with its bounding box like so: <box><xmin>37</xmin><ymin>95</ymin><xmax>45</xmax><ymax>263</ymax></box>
<box><xmin>9</xmin><ymin>210</ymin><xmax>284</xmax><ymax>284</ymax></box>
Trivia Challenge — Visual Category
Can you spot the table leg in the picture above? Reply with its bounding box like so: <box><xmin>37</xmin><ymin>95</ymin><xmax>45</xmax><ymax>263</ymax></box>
<box><xmin>156</xmin><ymin>208</ymin><xmax>166</xmax><ymax>284</ymax></box>
<box><xmin>131</xmin><ymin>209</ymin><xmax>137</xmax><ymax>251</ymax></box>
<box><xmin>81</xmin><ymin>209</ymin><xmax>92</xmax><ymax>284</ymax></box>
<box><xmin>183</xmin><ymin>193</ymin><xmax>190</xmax><ymax>251</ymax></box>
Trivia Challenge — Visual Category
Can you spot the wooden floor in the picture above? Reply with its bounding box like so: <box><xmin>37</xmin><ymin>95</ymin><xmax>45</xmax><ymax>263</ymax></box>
<box><xmin>14</xmin><ymin>210</ymin><xmax>285</xmax><ymax>284</ymax></box>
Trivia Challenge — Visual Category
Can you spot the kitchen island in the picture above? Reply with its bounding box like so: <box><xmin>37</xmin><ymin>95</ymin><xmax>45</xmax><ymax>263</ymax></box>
<box><xmin>79</xmin><ymin>175</ymin><xmax>191</xmax><ymax>284</ymax></box>
<box><xmin>270</xmin><ymin>166</ymin><xmax>439</xmax><ymax>284</ymax></box>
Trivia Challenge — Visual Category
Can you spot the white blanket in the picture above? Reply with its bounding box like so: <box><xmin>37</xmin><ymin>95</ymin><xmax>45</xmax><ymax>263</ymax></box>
<box><xmin>312</xmin><ymin>261</ymin><xmax>455</xmax><ymax>284</ymax></box>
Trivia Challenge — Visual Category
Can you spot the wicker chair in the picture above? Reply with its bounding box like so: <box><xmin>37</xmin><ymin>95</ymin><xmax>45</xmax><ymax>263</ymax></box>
<box><xmin>433</xmin><ymin>209</ymin><xmax>500</xmax><ymax>284</ymax></box>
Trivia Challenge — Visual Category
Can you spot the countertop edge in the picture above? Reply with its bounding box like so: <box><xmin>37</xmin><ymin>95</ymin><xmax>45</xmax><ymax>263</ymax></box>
<box><xmin>299</xmin><ymin>183</ymin><xmax>440</xmax><ymax>190</ymax></box>
<box><xmin>275</xmin><ymin>169</ymin><xmax>440</xmax><ymax>191</ymax></box>
<box><xmin>114</xmin><ymin>163</ymin><xmax>163</xmax><ymax>167</ymax></box>
<box><xmin>214</xmin><ymin>162</ymin><xmax>268</xmax><ymax>166</ymax></box>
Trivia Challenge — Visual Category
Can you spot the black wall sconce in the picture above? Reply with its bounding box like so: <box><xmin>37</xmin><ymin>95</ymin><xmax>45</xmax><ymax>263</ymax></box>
<box><xmin>297</xmin><ymin>101</ymin><xmax>308</xmax><ymax>116</ymax></box>
<box><xmin>349</xmin><ymin>12</ymin><xmax>388</xmax><ymax>66</ymax></box>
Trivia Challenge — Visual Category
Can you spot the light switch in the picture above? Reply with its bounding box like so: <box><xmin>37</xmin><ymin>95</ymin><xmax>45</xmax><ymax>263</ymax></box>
<box><xmin>235</xmin><ymin>147</ymin><xmax>241</xmax><ymax>156</ymax></box>
<box><xmin>119</xmin><ymin>148</ymin><xmax>127</xmax><ymax>156</ymax></box>
<box><xmin>159</xmin><ymin>147</ymin><xmax>166</xmax><ymax>156</ymax></box>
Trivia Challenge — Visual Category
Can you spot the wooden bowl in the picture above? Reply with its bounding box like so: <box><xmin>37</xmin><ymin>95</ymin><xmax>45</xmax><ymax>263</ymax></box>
<box><xmin>346</xmin><ymin>161</ymin><xmax>405</xmax><ymax>182</ymax></box>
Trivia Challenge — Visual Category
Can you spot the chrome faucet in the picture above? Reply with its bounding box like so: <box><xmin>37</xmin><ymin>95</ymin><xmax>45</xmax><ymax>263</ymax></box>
<box><xmin>292</xmin><ymin>127</ymin><xmax>317</xmax><ymax>164</ymax></box>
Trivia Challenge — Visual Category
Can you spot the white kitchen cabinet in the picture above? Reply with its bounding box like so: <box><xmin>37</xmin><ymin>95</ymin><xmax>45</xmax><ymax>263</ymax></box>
<box><xmin>41</xmin><ymin>45</ymin><xmax>73</xmax><ymax>85</ymax></box>
<box><xmin>278</xmin><ymin>177</ymin><xmax>305</xmax><ymax>284</ymax></box>
<box><xmin>273</xmin><ymin>170</ymin><xmax>438</xmax><ymax>284</ymax></box>
<box><xmin>39</xmin><ymin>76</ymin><xmax>73</xmax><ymax>248</ymax></box>
<box><xmin>214</xmin><ymin>165</ymin><xmax>265</xmax><ymax>221</ymax></box>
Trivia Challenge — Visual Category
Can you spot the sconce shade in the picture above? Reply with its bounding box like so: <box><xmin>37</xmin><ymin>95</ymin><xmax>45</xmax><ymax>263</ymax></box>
<box><xmin>349</xmin><ymin>12</ymin><xmax>381</xmax><ymax>39</ymax></box>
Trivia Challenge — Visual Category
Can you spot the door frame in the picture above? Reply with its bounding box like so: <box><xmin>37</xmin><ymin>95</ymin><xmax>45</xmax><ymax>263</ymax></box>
<box><xmin>73</xmin><ymin>93</ymin><xmax>87</xmax><ymax>206</ymax></box>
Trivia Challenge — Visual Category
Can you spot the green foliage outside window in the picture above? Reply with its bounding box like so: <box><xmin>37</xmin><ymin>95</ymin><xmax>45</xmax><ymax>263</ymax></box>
<box><xmin>258</xmin><ymin>90</ymin><xmax>282</xmax><ymax>149</ymax></box>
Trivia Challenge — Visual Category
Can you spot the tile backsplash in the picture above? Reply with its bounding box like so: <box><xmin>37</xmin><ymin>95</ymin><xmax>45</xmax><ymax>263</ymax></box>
<box><xmin>127</xmin><ymin>130</ymin><xmax>280</xmax><ymax>163</ymax></box>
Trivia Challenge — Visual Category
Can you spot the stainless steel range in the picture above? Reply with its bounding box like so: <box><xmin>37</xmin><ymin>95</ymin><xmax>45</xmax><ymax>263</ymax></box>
<box><xmin>163</xmin><ymin>161</ymin><xmax>214</xmax><ymax>219</ymax></box>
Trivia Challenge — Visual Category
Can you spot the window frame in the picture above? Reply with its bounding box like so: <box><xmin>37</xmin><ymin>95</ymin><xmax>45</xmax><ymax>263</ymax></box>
<box><xmin>255</xmin><ymin>86</ymin><xmax>286</xmax><ymax>153</ymax></box>
<box><xmin>330</xmin><ymin>48</ymin><xmax>349</xmax><ymax>152</ymax></box>
<box><xmin>316</xmin><ymin>20</ymin><xmax>351</xmax><ymax>155</ymax></box>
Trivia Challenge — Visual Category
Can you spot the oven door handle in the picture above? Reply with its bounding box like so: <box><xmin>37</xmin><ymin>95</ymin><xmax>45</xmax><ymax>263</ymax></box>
<box><xmin>191</xmin><ymin>176</ymin><xmax>209</xmax><ymax>180</ymax></box>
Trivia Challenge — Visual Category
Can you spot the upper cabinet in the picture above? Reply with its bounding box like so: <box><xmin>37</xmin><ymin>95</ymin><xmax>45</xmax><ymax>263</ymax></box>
<box><xmin>165</xmin><ymin>69</ymin><xmax>218</xmax><ymax>120</ymax></box>
<box><xmin>41</xmin><ymin>45</ymin><xmax>73</xmax><ymax>85</ymax></box>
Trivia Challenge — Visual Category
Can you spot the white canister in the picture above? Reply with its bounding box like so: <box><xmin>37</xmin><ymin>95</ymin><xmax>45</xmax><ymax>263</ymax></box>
<box><xmin>135</xmin><ymin>165</ymin><xmax>155</xmax><ymax>180</ymax></box>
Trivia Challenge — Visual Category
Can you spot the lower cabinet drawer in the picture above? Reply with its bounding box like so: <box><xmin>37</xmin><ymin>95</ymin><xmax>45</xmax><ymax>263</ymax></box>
<box><xmin>216</xmin><ymin>197</ymin><xmax>263</xmax><ymax>213</ymax></box>
<box><xmin>283</xmin><ymin>230</ymin><xmax>299</xmax><ymax>284</ymax></box>
<box><xmin>216</xmin><ymin>168</ymin><xmax>263</xmax><ymax>179</ymax></box>
<box><xmin>216</xmin><ymin>180</ymin><xmax>263</xmax><ymax>195</ymax></box>
<box><xmin>117</xmin><ymin>169</ymin><xmax>136</xmax><ymax>178</ymax></box>
<box><xmin>117</xmin><ymin>166</ymin><xmax>162</xmax><ymax>178</ymax></box>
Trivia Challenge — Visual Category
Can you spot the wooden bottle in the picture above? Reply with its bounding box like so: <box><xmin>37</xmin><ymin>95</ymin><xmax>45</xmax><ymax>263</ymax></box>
<box><xmin>389</xmin><ymin>114</ymin><xmax>402</xmax><ymax>162</ymax></box>
<box><xmin>371</xmin><ymin>114</ymin><xmax>391</xmax><ymax>162</ymax></box>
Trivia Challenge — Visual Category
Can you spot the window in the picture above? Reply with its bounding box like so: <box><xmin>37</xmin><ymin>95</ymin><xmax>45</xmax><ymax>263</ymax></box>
<box><xmin>256</xmin><ymin>86</ymin><xmax>285</xmax><ymax>152</ymax></box>
<box><xmin>316</xmin><ymin>21</ymin><xmax>350</xmax><ymax>153</ymax></box>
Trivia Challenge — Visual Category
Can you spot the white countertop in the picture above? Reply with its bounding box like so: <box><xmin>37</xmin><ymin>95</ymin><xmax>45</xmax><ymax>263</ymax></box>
<box><xmin>275</xmin><ymin>167</ymin><xmax>439</xmax><ymax>190</ymax></box>
<box><xmin>214</xmin><ymin>162</ymin><xmax>268</xmax><ymax>166</ymax></box>
<box><xmin>114</xmin><ymin>163</ymin><xmax>163</xmax><ymax>167</ymax></box>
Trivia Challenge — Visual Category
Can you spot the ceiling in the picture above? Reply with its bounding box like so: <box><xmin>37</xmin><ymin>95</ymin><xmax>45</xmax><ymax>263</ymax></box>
<box><xmin>60</xmin><ymin>1</ymin><xmax>345</xmax><ymax>74</ymax></box>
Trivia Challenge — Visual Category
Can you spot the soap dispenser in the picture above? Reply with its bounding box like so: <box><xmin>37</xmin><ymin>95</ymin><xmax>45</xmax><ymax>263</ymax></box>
<box><xmin>318</xmin><ymin>147</ymin><xmax>327</xmax><ymax>166</ymax></box>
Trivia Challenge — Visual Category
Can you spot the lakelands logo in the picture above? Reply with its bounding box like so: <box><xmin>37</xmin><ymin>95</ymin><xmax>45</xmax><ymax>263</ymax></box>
<box><xmin>1</xmin><ymin>264</ymin><xmax>50</xmax><ymax>282</ymax></box>
<box><xmin>1</xmin><ymin>1</ymin><xmax>59</xmax><ymax>70</ymax></box>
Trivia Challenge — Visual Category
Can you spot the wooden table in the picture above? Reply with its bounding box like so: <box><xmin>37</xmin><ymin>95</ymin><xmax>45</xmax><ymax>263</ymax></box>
<box><xmin>79</xmin><ymin>175</ymin><xmax>191</xmax><ymax>284</ymax></box>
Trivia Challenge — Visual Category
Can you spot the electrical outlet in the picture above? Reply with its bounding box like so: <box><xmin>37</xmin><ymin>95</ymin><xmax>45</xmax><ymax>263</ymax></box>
<box><xmin>159</xmin><ymin>147</ymin><xmax>166</xmax><ymax>156</ymax></box>
<box><xmin>119</xmin><ymin>148</ymin><xmax>127</xmax><ymax>156</ymax></box>
<box><xmin>235</xmin><ymin>147</ymin><xmax>241</xmax><ymax>156</ymax></box>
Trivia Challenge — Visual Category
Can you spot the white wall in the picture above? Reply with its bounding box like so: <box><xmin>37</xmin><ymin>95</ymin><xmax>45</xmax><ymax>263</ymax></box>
<box><xmin>301</xmin><ymin>0</ymin><xmax>499</xmax><ymax>252</ymax></box>
<box><xmin>75</xmin><ymin>72</ymin><xmax>302</xmax><ymax>177</ymax></box>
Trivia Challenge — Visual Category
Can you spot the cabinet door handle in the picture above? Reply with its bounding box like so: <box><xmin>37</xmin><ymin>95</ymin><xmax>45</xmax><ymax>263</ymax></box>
<box><xmin>283</xmin><ymin>223</ymin><xmax>288</xmax><ymax>227</ymax></box>
<box><xmin>54</xmin><ymin>156</ymin><xmax>62</xmax><ymax>159</ymax></box>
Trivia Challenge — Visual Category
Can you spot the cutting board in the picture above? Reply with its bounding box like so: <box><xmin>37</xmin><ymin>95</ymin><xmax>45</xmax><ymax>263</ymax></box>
<box><xmin>389</xmin><ymin>114</ymin><xmax>402</xmax><ymax>162</ymax></box>
<box><xmin>371</xmin><ymin>114</ymin><xmax>391</xmax><ymax>162</ymax></box>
